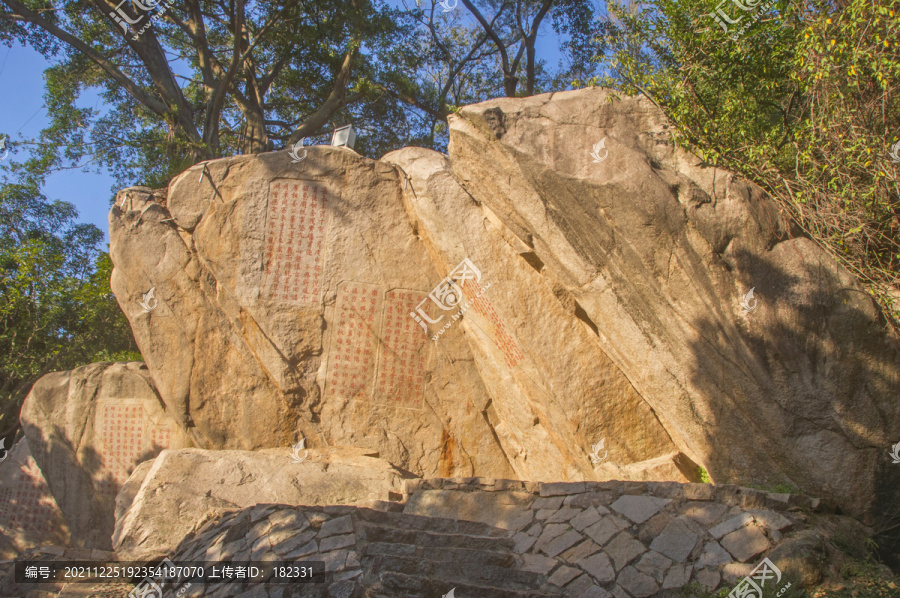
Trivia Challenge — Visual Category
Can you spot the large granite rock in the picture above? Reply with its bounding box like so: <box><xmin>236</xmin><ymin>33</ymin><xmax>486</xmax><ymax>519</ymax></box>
<box><xmin>112</xmin><ymin>446</ymin><xmax>408</xmax><ymax>560</ymax></box>
<box><xmin>438</xmin><ymin>89</ymin><xmax>900</xmax><ymax>518</ymax></box>
<box><xmin>19</xmin><ymin>361</ymin><xmax>193</xmax><ymax>549</ymax></box>
<box><xmin>0</xmin><ymin>438</ymin><xmax>70</xmax><ymax>559</ymax></box>
<box><xmin>107</xmin><ymin>87</ymin><xmax>900</xmax><ymax>518</ymax></box>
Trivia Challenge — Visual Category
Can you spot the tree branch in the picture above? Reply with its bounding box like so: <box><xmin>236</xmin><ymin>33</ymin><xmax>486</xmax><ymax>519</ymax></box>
<box><xmin>286</xmin><ymin>47</ymin><xmax>360</xmax><ymax>146</ymax></box>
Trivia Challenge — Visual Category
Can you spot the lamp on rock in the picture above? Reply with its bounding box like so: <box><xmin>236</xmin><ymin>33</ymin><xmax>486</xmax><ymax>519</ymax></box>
<box><xmin>331</xmin><ymin>124</ymin><xmax>357</xmax><ymax>150</ymax></box>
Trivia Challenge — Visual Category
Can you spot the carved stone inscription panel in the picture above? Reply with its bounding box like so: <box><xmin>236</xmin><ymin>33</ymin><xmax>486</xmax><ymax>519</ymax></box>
<box><xmin>263</xmin><ymin>179</ymin><xmax>328</xmax><ymax>305</ymax></box>
<box><xmin>326</xmin><ymin>285</ymin><xmax>430</xmax><ymax>410</ymax></box>
<box><xmin>375</xmin><ymin>289</ymin><xmax>430</xmax><ymax>409</ymax></box>
<box><xmin>0</xmin><ymin>456</ymin><xmax>62</xmax><ymax>536</ymax></box>
<box><xmin>94</xmin><ymin>399</ymin><xmax>174</xmax><ymax>497</ymax></box>
<box><xmin>325</xmin><ymin>282</ymin><xmax>382</xmax><ymax>402</ymax></box>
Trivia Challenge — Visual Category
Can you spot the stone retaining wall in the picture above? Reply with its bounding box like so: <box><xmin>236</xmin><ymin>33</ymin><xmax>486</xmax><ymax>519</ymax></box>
<box><xmin>1</xmin><ymin>479</ymin><xmax>834</xmax><ymax>598</ymax></box>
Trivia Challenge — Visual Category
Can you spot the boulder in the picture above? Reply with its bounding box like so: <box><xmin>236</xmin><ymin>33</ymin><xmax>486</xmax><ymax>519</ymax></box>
<box><xmin>0</xmin><ymin>438</ymin><xmax>69</xmax><ymax>559</ymax></box>
<box><xmin>439</xmin><ymin>88</ymin><xmax>900</xmax><ymax>517</ymax></box>
<box><xmin>106</xmin><ymin>87</ymin><xmax>900</xmax><ymax>518</ymax></box>
<box><xmin>19</xmin><ymin>361</ymin><xmax>193</xmax><ymax>549</ymax></box>
<box><xmin>764</xmin><ymin>530</ymin><xmax>829</xmax><ymax>588</ymax></box>
<box><xmin>112</xmin><ymin>446</ymin><xmax>408</xmax><ymax>560</ymax></box>
<box><xmin>108</xmin><ymin>117</ymin><xmax>687</xmax><ymax>486</ymax></box>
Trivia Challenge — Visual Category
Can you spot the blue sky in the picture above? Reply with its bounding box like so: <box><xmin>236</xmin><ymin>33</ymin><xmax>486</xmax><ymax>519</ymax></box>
<box><xmin>0</xmin><ymin>1</ymin><xmax>573</xmax><ymax>243</ymax></box>
<box><xmin>0</xmin><ymin>43</ymin><xmax>118</xmax><ymax>242</ymax></box>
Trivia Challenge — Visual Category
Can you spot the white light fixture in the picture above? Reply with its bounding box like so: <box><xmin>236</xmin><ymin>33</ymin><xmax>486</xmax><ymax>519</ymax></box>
<box><xmin>331</xmin><ymin>124</ymin><xmax>357</xmax><ymax>149</ymax></box>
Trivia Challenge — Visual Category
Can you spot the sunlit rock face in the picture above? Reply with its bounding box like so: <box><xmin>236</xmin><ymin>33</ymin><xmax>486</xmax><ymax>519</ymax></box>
<box><xmin>105</xmin><ymin>86</ymin><xmax>900</xmax><ymax>519</ymax></box>
<box><xmin>19</xmin><ymin>361</ymin><xmax>191</xmax><ymax>550</ymax></box>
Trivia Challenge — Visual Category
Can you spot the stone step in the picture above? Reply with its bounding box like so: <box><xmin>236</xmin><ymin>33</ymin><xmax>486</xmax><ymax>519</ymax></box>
<box><xmin>356</xmin><ymin>507</ymin><xmax>511</xmax><ymax>538</ymax></box>
<box><xmin>361</xmin><ymin>525</ymin><xmax>516</xmax><ymax>552</ymax></box>
<box><xmin>366</xmin><ymin>570</ymin><xmax>563</xmax><ymax>598</ymax></box>
<box><xmin>367</xmin><ymin>554</ymin><xmax>548</xmax><ymax>592</ymax></box>
<box><xmin>364</xmin><ymin>541</ymin><xmax>515</xmax><ymax>567</ymax></box>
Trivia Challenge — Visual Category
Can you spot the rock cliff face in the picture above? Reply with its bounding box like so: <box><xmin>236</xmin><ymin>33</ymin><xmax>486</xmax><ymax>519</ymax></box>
<box><xmin>19</xmin><ymin>362</ymin><xmax>192</xmax><ymax>549</ymax></box>
<box><xmin>106</xmin><ymin>87</ymin><xmax>900</xmax><ymax>519</ymax></box>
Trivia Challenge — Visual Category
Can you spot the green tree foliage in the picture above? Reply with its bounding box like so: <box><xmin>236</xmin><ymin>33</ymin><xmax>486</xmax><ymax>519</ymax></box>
<box><xmin>0</xmin><ymin>165</ymin><xmax>139</xmax><ymax>444</ymax></box>
<box><xmin>0</xmin><ymin>0</ymin><xmax>408</xmax><ymax>187</ymax></box>
<box><xmin>0</xmin><ymin>1</ymin><xmax>604</xmax><ymax>177</ymax></box>
<box><xmin>590</xmin><ymin>0</ymin><xmax>900</xmax><ymax>330</ymax></box>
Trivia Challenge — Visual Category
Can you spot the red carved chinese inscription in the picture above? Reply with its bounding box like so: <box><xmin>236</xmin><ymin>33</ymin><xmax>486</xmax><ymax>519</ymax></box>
<box><xmin>0</xmin><ymin>456</ymin><xmax>61</xmax><ymax>535</ymax></box>
<box><xmin>324</xmin><ymin>282</ymin><xmax>382</xmax><ymax>401</ymax></box>
<box><xmin>263</xmin><ymin>180</ymin><xmax>328</xmax><ymax>305</ymax></box>
<box><xmin>374</xmin><ymin>289</ymin><xmax>429</xmax><ymax>409</ymax></box>
<box><xmin>462</xmin><ymin>280</ymin><xmax>523</xmax><ymax>368</ymax></box>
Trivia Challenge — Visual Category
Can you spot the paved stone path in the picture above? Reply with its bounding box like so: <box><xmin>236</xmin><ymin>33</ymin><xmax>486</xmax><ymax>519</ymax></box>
<box><xmin>0</xmin><ymin>478</ymin><xmax>826</xmax><ymax>597</ymax></box>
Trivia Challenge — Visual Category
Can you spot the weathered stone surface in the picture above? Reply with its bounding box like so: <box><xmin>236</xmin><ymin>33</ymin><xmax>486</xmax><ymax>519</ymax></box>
<box><xmin>319</xmin><ymin>534</ymin><xmax>355</xmax><ymax>552</ymax></box>
<box><xmin>720</xmin><ymin>524</ymin><xmax>770</xmax><ymax>562</ymax></box>
<box><xmin>521</xmin><ymin>553</ymin><xmax>557</xmax><ymax>574</ymax></box>
<box><xmin>583</xmin><ymin>515</ymin><xmax>629</xmax><ymax>546</ymax></box>
<box><xmin>318</xmin><ymin>514</ymin><xmax>354</xmax><ymax>538</ymax></box>
<box><xmin>512</xmin><ymin>531</ymin><xmax>537</xmax><ymax>553</ymax></box>
<box><xmin>113</xmin><ymin>447</ymin><xmax>405</xmax><ymax>559</ymax></box>
<box><xmin>0</xmin><ymin>439</ymin><xmax>70</xmax><ymax>559</ymax></box>
<box><xmin>694</xmin><ymin>567</ymin><xmax>721</xmax><ymax>590</ymax></box>
<box><xmin>541</xmin><ymin>530</ymin><xmax>583</xmax><ymax>558</ymax></box>
<box><xmin>403</xmin><ymin>488</ymin><xmax>534</xmax><ymax>531</ymax></box>
<box><xmin>532</xmin><ymin>496</ymin><xmax>565</xmax><ymax>511</ymax></box>
<box><xmin>649</xmin><ymin>518</ymin><xmax>700</xmax><ymax>562</ymax></box>
<box><xmin>663</xmin><ymin>563</ymin><xmax>693</xmax><ymax>589</ymax></box>
<box><xmin>547</xmin><ymin>507</ymin><xmax>582</xmax><ymax>523</ymax></box>
<box><xmin>561</xmin><ymin>539</ymin><xmax>601</xmax><ymax>564</ymax></box>
<box><xmin>697</xmin><ymin>541</ymin><xmax>732</xmax><ymax>568</ymax></box>
<box><xmin>604</xmin><ymin>531</ymin><xmax>647</xmax><ymax>572</ymax></box>
<box><xmin>576</xmin><ymin>552</ymin><xmax>615</xmax><ymax>583</ymax></box>
<box><xmin>103</xmin><ymin>86</ymin><xmax>900</xmax><ymax>516</ymax></box>
<box><xmin>746</xmin><ymin>508</ymin><xmax>793</xmax><ymax>531</ymax></box>
<box><xmin>634</xmin><ymin>550</ymin><xmax>673</xmax><ymax>582</ymax></box>
<box><xmin>441</xmin><ymin>88</ymin><xmax>900</xmax><ymax>517</ymax></box>
<box><xmin>579</xmin><ymin>585</ymin><xmax>612</xmax><ymax>598</ymax></box>
<box><xmin>20</xmin><ymin>362</ymin><xmax>192</xmax><ymax>549</ymax></box>
<box><xmin>540</xmin><ymin>482</ymin><xmax>587</xmax><ymax>496</ymax></box>
<box><xmin>534</xmin><ymin>522</ymin><xmax>570</xmax><ymax>552</ymax></box>
<box><xmin>683</xmin><ymin>483</ymin><xmax>715</xmax><ymax>501</ymax></box>
<box><xmin>548</xmin><ymin>564</ymin><xmax>582</xmax><ymax>587</ymax></box>
<box><xmin>638</xmin><ymin>512</ymin><xmax>672</xmax><ymax>545</ymax></box>
<box><xmin>570</xmin><ymin>507</ymin><xmax>602</xmax><ymax>531</ymax></box>
<box><xmin>709</xmin><ymin>513</ymin><xmax>754</xmax><ymax>540</ymax></box>
<box><xmin>617</xmin><ymin>565</ymin><xmax>660</xmax><ymax>597</ymax></box>
<box><xmin>681</xmin><ymin>501</ymin><xmax>728</xmax><ymax>527</ymax></box>
<box><xmin>610</xmin><ymin>495</ymin><xmax>671</xmax><ymax>524</ymax></box>
<box><xmin>721</xmin><ymin>562</ymin><xmax>754</xmax><ymax>583</ymax></box>
<box><xmin>764</xmin><ymin>530</ymin><xmax>829</xmax><ymax>588</ymax></box>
